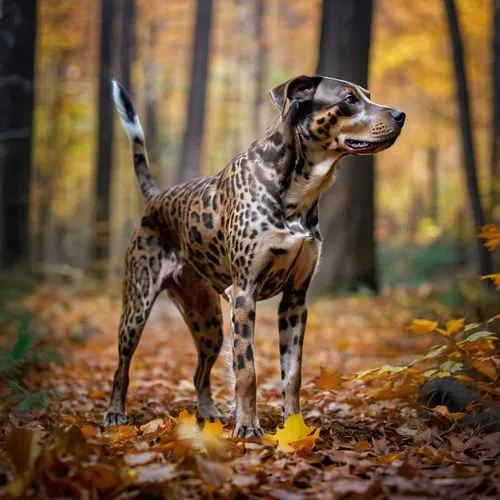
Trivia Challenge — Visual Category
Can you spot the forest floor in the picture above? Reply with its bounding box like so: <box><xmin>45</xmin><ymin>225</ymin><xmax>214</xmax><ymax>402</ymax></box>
<box><xmin>0</xmin><ymin>284</ymin><xmax>499</xmax><ymax>499</ymax></box>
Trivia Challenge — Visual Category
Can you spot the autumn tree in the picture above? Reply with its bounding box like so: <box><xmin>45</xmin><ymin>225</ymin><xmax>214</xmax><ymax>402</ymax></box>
<box><xmin>0</xmin><ymin>0</ymin><xmax>37</xmax><ymax>270</ymax></box>
<box><xmin>176</xmin><ymin>0</ymin><xmax>213</xmax><ymax>183</ymax></box>
<box><xmin>444</xmin><ymin>0</ymin><xmax>493</xmax><ymax>279</ymax></box>
<box><xmin>311</xmin><ymin>0</ymin><xmax>376</xmax><ymax>295</ymax></box>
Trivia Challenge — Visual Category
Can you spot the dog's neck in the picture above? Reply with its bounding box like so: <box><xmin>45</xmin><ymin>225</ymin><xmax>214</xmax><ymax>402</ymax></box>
<box><xmin>250</xmin><ymin>116</ymin><xmax>345</xmax><ymax>220</ymax></box>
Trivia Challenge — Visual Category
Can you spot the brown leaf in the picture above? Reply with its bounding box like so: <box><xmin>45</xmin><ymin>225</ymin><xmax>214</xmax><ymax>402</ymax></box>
<box><xmin>5</xmin><ymin>427</ymin><xmax>42</xmax><ymax>473</ymax></box>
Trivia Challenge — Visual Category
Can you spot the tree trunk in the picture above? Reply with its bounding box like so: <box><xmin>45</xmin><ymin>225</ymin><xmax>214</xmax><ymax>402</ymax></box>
<box><xmin>444</xmin><ymin>0</ymin><xmax>494</xmax><ymax>279</ymax></box>
<box><xmin>253</xmin><ymin>0</ymin><xmax>266</xmax><ymax>138</ymax></box>
<box><xmin>176</xmin><ymin>0</ymin><xmax>213</xmax><ymax>183</ymax></box>
<box><xmin>311</xmin><ymin>0</ymin><xmax>375</xmax><ymax>296</ymax></box>
<box><xmin>92</xmin><ymin>0</ymin><xmax>116</xmax><ymax>278</ymax></box>
<box><xmin>120</xmin><ymin>0</ymin><xmax>135</xmax><ymax>92</ymax></box>
<box><xmin>144</xmin><ymin>15</ymin><xmax>161</xmax><ymax>180</ymax></box>
<box><xmin>0</xmin><ymin>0</ymin><xmax>37</xmax><ymax>271</ymax></box>
<box><xmin>428</xmin><ymin>146</ymin><xmax>438</xmax><ymax>223</ymax></box>
<box><xmin>491</xmin><ymin>0</ymin><xmax>500</xmax><ymax>223</ymax></box>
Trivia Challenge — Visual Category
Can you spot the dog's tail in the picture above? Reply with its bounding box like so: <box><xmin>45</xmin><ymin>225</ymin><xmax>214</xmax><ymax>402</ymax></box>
<box><xmin>111</xmin><ymin>80</ymin><xmax>160</xmax><ymax>202</ymax></box>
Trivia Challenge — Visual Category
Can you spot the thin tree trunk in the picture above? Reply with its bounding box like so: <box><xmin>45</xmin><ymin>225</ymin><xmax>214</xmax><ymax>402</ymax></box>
<box><xmin>444</xmin><ymin>0</ymin><xmax>494</xmax><ymax>279</ymax></box>
<box><xmin>253</xmin><ymin>0</ymin><xmax>266</xmax><ymax>138</ymax></box>
<box><xmin>311</xmin><ymin>0</ymin><xmax>375</xmax><ymax>296</ymax></box>
<box><xmin>92</xmin><ymin>0</ymin><xmax>116</xmax><ymax>278</ymax></box>
<box><xmin>491</xmin><ymin>0</ymin><xmax>500</xmax><ymax>222</ymax></box>
<box><xmin>144</xmin><ymin>16</ymin><xmax>161</xmax><ymax>179</ymax></box>
<box><xmin>428</xmin><ymin>146</ymin><xmax>438</xmax><ymax>223</ymax></box>
<box><xmin>120</xmin><ymin>0</ymin><xmax>135</xmax><ymax>92</ymax></box>
<box><xmin>0</xmin><ymin>0</ymin><xmax>37</xmax><ymax>271</ymax></box>
<box><xmin>176</xmin><ymin>0</ymin><xmax>213</xmax><ymax>183</ymax></box>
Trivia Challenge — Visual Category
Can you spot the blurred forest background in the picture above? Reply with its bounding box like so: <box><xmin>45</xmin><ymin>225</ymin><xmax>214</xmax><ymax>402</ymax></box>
<box><xmin>0</xmin><ymin>0</ymin><xmax>498</xmax><ymax>300</ymax></box>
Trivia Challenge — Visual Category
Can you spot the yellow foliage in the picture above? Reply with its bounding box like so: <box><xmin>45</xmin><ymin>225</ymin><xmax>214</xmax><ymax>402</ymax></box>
<box><xmin>264</xmin><ymin>414</ymin><xmax>320</xmax><ymax>453</ymax></box>
<box><xmin>439</xmin><ymin>318</ymin><xmax>465</xmax><ymax>337</ymax></box>
<box><xmin>406</xmin><ymin>319</ymin><xmax>438</xmax><ymax>335</ymax></box>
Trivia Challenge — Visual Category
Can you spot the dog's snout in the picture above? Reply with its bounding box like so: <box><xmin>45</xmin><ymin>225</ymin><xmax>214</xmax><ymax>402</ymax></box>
<box><xmin>389</xmin><ymin>109</ymin><xmax>406</xmax><ymax>127</ymax></box>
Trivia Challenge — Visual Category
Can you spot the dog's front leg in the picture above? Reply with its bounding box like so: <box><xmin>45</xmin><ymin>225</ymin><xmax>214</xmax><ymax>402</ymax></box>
<box><xmin>278</xmin><ymin>283</ymin><xmax>309</xmax><ymax>419</ymax></box>
<box><xmin>226</xmin><ymin>284</ymin><xmax>262</xmax><ymax>438</ymax></box>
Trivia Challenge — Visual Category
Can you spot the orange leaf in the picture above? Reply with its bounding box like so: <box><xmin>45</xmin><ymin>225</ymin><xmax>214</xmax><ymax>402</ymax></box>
<box><xmin>432</xmin><ymin>405</ymin><xmax>466</xmax><ymax>421</ymax></box>
<box><xmin>352</xmin><ymin>440</ymin><xmax>372</xmax><ymax>452</ymax></box>
<box><xmin>316</xmin><ymin>367</ymin><xmax>343</xmax><ymax>390</ymax></box>
<box><xmin>479</xmin><ymin>224</ymin><xmax>500</xmax><ymax>250</ymax></box>
<box><xmin>103</xmin><ymin>425</ymin><xmax>137</xmax><ymax>443</ymax></box>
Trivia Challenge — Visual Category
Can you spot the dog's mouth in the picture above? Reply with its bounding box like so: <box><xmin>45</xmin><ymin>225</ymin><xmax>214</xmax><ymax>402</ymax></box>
<box><xmin>344</xmin><ymin>137</ymin><xmax>397</xmax><ymax>154</ymax></box>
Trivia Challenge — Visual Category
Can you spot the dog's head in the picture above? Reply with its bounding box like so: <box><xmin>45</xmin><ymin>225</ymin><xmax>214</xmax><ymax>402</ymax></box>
<box><xmin>270</xmin><ymin>75</ymin><xmax>405</xmax><ymax>155</ymax></box>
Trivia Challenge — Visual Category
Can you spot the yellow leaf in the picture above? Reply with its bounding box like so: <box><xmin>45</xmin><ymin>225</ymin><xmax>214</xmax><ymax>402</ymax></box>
<box><xmin>175</xmin><ymin>410</ymin><xmax>199</xmax><ymax>440</ymax></box>
<box><xmin>406</xmin><ymin>319</ymin><xmax>438</xmax><ymax>335</ymax></box>
<box><xmin>316</xmin><ymin>367</ymin><xmax>343</xmax><ymax>390</ymax></box>
<box><xmin>471</xmin><ymin>358</ymin><xmax>498</xmax><ymax>381</ymax></box>
<box><xmin>442</xmin><ymin>318</ymin><xmax>465</xmax><ymax>337</ymax></box>
<box><xmin>264</xmin><ymin>413</ymin><xmax>320</xmax><ymax>452</ymax></box>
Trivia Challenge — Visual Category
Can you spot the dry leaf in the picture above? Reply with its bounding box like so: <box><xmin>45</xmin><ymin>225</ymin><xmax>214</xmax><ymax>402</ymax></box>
<box><xmin>316</xmin><ymin>367</ymin><xmax>343</xmax><ymax>390</ymax></box>
<box><xmin>5</xmin><ymin>427</ymin><xmax>41</xmax><ymax>473</ymax></box>
<box><xmin>140</xmin><ymin>417</ymin><xmax>164</xmax><ymax>435</ymax></box>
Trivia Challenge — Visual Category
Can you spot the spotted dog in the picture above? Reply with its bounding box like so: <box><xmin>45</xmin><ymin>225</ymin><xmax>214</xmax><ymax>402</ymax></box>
<box><xmin>103</xmin><ymin>75</ymin><xmax>405</xmax><ymax>437</ymax></box>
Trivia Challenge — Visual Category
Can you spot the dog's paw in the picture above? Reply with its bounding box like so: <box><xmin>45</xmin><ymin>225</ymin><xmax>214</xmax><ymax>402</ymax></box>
<box><xmin>233</xmin><ymin>425</ymin><xmax>264</xmax><ymax>439</ymax></box>
<box><xmin>102</xmin><ymin>411</ymin><xmax>128</xmax><ymax>428</ymax></box>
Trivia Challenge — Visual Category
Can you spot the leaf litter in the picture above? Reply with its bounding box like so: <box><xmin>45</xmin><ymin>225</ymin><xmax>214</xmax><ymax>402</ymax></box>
<box><xmin>0</xmin><ymin>285</ymin><xmax>499</xmax><ymax>498</ymax></box>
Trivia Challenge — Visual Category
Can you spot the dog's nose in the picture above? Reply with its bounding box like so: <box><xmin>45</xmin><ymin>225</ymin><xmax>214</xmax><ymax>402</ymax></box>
<box><xmin>389</xmin><ymin>109</ymin><xmax>406</xmax><ymax>127</ymax></box>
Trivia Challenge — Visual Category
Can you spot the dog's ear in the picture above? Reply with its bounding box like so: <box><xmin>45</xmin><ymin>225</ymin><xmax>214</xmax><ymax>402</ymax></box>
<box><xmin>269</xmin><ymin>75</ymin><xmax>322</xmax><ymax>118</ymax></box>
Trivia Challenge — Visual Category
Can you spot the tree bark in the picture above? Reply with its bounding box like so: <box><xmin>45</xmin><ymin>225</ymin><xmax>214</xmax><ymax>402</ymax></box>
<box><xmin>491</xmin><ymin>0</ymin><xmax>500</xmax><ymax>222</ymax></box>
<box><xmin>92</xmin><ymin>0</ymin><xmax>116</xmax><ymax>278</ymax></box>
<box><xmin>311</xmin><ymin>0</ymin><xmax>376</xmax><ymax>296</ymax></box>
<box><xmin>444</xmin><ymin>0</ymin><xmax>494</xmax><ymax>279</ymax></box>
<box><xmin>0</xmin><ymin>0</ymin><xmax>37</xmax><ymax>271</ymax></box>
<box><xmin>176</xmin><ymin>0</ymin><xmax>213</xmax><ymax>183</ymax></box>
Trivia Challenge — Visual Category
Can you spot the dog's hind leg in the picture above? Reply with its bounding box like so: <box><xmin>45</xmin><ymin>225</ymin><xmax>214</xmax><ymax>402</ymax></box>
<box><xmin>103</xmin><ymin>229</ymin><xmax>166</xmax><ymax>427</ymax></box>
<box><xmin>166</xmin><ymin>270</ymin><xmax>224</xmax><ymax>419</ymax></box>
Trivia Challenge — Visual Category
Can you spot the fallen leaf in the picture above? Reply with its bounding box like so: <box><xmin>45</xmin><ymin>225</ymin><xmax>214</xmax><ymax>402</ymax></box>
<box><xmin>5</xmin><ymin>427</ymin><xmax>41</xmax><ymax>474</ymax></box>
<box><xmin>140</xmin><ymin>417</ymin><xmax>164</xmax><ymax>435</ymax></box>
<box><xmin>352</xmin><ymin>440</ymin><xmax>372</xmax><ymax>452</ymax></box>
<box><xmin>264</xmin><ymin>413</ymin><xmax>320</xmax><ymax>452</ymax></box>
<box><xmin>316</xmin><ymin>367</ymin><xmax>343</xmax><ymax>390</ymax></box>
<box><xmin>124</xmin><ymin>451</ymin><xmax>160</xmax><ymax>466</ymax></box>
<box><xmin>103</xmin><ymin>425</ymin><xmax>138</xmax><ymax>443</ymax></box>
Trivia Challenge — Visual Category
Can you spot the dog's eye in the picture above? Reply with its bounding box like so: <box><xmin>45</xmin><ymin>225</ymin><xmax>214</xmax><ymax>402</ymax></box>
<box><xmin>345</xmin><ymin>93</ymin><xmax>358</xmax><ymax>104</ymax></box>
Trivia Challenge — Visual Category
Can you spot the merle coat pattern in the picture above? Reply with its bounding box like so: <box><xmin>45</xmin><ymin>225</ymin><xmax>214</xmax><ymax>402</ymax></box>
<box><xmin>103</xmin><ymin>75</ymin><xmax>405</xmax><ymax>437</ymax></box>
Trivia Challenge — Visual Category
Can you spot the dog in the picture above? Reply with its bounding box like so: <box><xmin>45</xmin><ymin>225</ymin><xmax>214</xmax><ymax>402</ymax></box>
<box><xmin>103</xmin><ymin>75</ymin><xmax>405</xmax><ymax>437</ymax></box>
